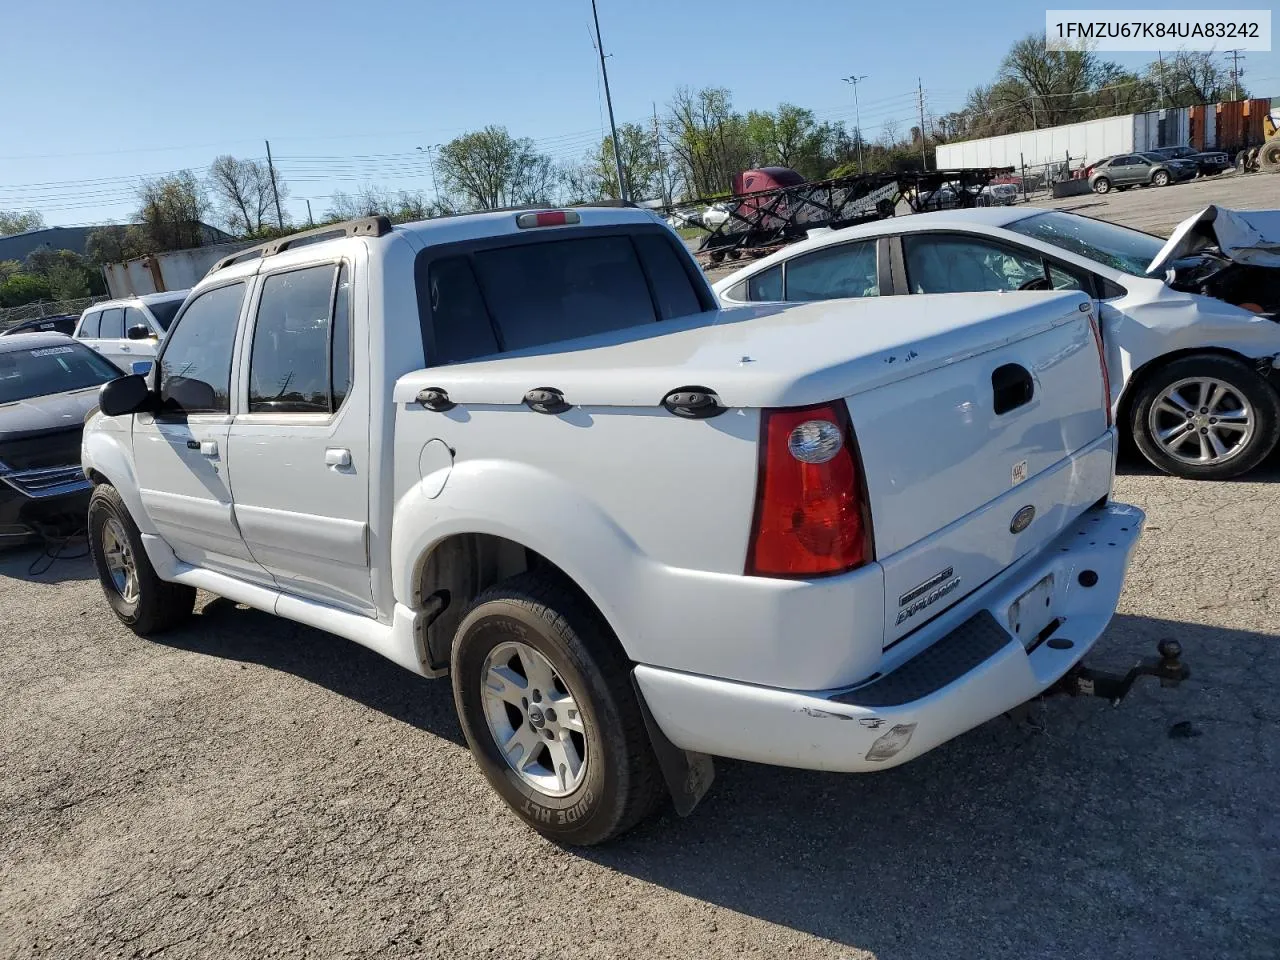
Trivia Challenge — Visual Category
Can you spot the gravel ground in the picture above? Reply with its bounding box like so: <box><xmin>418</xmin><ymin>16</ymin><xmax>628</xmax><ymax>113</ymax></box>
<box><xmin>1028</xmin><ymin>169</ymin><xmax>1280</xmax><ymax>236</ymax></box>
<box><xmin>2</xmin><ymin>456</ymin><xmax>1278</xmax><ymax>960</ymax></box>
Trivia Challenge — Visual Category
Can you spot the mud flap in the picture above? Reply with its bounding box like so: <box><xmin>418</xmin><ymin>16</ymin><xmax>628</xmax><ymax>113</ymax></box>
<box><xmin>631</xmin><ymin>674</ymin><xmax>715</xmax><ymax>817</ymax></box>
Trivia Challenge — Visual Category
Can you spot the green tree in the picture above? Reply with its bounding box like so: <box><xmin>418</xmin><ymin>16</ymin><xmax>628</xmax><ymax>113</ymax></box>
<box><xmin>436</xmin><ymin>126</ymin><xmax>559</xmax><ymax>210</ymax></box>
<box><xmin>85</xmin><ymin>224</ymin><xmax>148</xmax><ymax>264</ymax></box>
<box><xmin>0</xmin><ymin>210</ymin><xmax>44</xmax><ymax>237</ymax></box>
<box><xmin>135</xmin><ymin>171</ymin><xmax>210</xmax><ymax>253</ymax></box>
<box><xmin>665</xmin><ymin>87</ymin><xmax>751</xmax><ymax>198</ymax></box>
<box><xmin>0</xmin><ymin>273</ymin><xmax>52</xmax><ymax>307</ymax></box>
<box><xmin>743</xmin><ymin>104</ymin><xmax>844</xmax><ymax>180</ymax></box>
<box><xmin>46</xmin><ymin>263</ymin><xmax>92</xmax><ymax>300</ymax></box>
<box><xmin>567</xmin><ymin>123</ymin><xmax>662</xmax><ymax>201</ymax></box>
<box><xmin>0</xmin><ymin>260</ymin><xmax>21</xmax><ymax>283</ymax></box>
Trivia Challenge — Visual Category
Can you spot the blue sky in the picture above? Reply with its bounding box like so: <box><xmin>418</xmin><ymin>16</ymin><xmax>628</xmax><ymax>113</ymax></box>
<box><xmin>2</xmin><ymin>0</ymin><xmax>1276</xmax><ymax>228</ymax></box>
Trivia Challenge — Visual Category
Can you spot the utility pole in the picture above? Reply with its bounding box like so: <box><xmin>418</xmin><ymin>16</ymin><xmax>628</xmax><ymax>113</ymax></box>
<box><xmin>264</xmin><ymin>139</ymin><xmax>284</xmax><ymax>230</ymax></box>
<box><xmin>305</xmin><ymin>199</ymin><xmax>314</xmax><ymax>227</ymax></box>
<box><xmin>917</xmin><ymin>77</ymin><xmax>928</xmax><ymax>171</ymax></box>
<box><xmin>1227</xmin><ymin>50</ymin><xmax>1245</xmax><ymax>101</ymax></box>
<box><xmin>652</xmin><ymin>102</ymin><xmax>670</xmax><ymax>207</ymax></box>
<box><xmin>1156</xmin><ymin>51</ymin><xmax>1166</xmax><ymax>108</ymax></box>
<box><xmin>842</xmin><ymin>75</ymin><xmax>868</xmax><ymax>173</ymax></box>
<box><xmin>416</xmin><ymin>144</ymin><xmax>444</xmax><ymax>208</ymax></box>
<box><xmin>591</xmin><ymin>0</ymin><xmax>627</xmax><ymax>202</ymax></box>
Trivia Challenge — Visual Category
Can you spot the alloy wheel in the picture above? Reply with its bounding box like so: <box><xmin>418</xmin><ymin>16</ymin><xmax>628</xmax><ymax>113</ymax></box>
<box><xmin>480</xmin><ymin>640</ymin><xmax>588</xmax><ymax>797</ymax></box>
<box><xmin>1148</xmin><ymin>376</ymin><xmax>1254</xmax><ymax>466</ymax></box>
<box><xmin>101</xmin><ymin>517</ymin><xmax>140</xmax><ymax>604</ymax></box>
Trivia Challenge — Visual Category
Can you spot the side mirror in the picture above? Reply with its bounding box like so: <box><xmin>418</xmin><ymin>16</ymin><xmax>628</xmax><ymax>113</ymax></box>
<box><xmin>126</xmin><ymin>323</ymin><xmax>152</xmax><ymax>341</ymax></box>
<box><xmin>98</xmin><ymin>374</ymin><xmax>152</xmax><ymax>417</ymax></box>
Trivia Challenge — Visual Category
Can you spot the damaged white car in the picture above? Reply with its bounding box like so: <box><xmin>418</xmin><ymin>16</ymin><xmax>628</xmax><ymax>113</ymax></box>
<box><xmin>714</xmin><ymin>205</ymin><xmax>1280</xmax><ymax>480</ymax></box>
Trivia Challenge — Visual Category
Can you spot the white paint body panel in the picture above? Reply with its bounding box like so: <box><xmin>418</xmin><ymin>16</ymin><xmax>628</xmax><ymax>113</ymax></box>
<box><xmin>82</xmin><ymin>206</ymin><xmax>1143</xmax><ymax>776</ymax></box>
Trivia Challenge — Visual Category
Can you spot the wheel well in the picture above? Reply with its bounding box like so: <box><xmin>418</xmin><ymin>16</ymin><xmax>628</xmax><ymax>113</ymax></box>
<box><xmin>413</xmin><ymin>534</ymin><xmax>607</xmax><ymax>673</ymax></box>
<box><xmin>87</xmin><ymin>469</ymin><xmax>110</xmax><ymax>485</ymax></box>
<box><xmin>1117</xmin><ymin>346</ymin><xmax>1256</xmax><ymax>434</ymax></box>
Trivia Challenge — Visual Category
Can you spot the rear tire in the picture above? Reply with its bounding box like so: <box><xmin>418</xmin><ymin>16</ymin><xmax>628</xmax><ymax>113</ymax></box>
<box><xmin>1129</xmin><ymin>355</ymin><xmax>1280</xmax><ymax>480</ymax></box>
<box><xmin>450</xmin><ymin>570</ymin><xmax>662</xmax><ymax>845</ymax></box>
<box><xmin>1093</xmin><ymin>177</ymin><xmax>1111</xmax><ymax>194</ymax></box>
<box><xmin>88</xmin><ymin>484</ymin><xmax>196</xmax><ymax>634</ymax></box>
<box><xmin>1261</xmin><ymin>139</ymin><xmax>1280</xmax><ymax>173</ymax></box>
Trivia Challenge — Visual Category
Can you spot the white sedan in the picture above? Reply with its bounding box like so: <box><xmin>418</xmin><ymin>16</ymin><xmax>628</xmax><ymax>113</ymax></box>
<box><xmin>712</xmin><ymin>206</ymin><xmax>1280</xmax><ymax>480</ymax></box>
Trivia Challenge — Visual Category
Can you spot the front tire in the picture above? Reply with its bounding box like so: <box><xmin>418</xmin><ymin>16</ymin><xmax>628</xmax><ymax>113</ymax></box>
<box><xmin>1130</xmin><ymin>355</ymin><xmax>1280</xmax><ymax>480</ymax></box>
<box><xmin>88</xmin><ymin>484</ymin><xmax>195</xmax><ymax>634</ymax></box>
<box><xmin>1093</xmin><ymin>177</ymin><xmax>1111</xmax><ymax>194</ymax></box>
<box><xmin>450</xmin><ymin>571</ymin><xmax>661</xmax><ymax>845</ymax></box>
<box><xmin>1152</xmin><ymin>170</ymin><xmax>1171</xmax><ymax>186</ymax></box>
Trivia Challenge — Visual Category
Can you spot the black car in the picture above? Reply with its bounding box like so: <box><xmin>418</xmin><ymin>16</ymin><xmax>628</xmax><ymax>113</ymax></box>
<box><xmin>1145</xmin><ymin>145</ymin><xmax>1231</xmax><ymax>176</ymax></box>
<box><xmin>0</xmin><ymin>333</ymin><xmax>122</xmax><ymax>545</ymax></box>
<box><xmin>0</xmin><ymin>314</ymin><xmax>80</xmax><ymax>338</ymax></box>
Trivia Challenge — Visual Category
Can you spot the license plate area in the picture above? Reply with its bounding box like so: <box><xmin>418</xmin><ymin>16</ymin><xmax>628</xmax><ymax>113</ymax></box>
<box><xmin>1008</xmin><ymin>573</ymin><xmax>1055</xmax><ymax>649</ymax></box>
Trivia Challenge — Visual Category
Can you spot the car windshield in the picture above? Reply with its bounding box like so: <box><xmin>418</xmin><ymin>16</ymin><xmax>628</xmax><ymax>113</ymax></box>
<box><xmin>1006</xmin><ymin>211</ymin><xmax>1165</xmax><ymax>276</ymax></box>
<box><xmin>147</xmin><ymin>297</ymin><xmax>185</xmax><ymax>331</ymax></box>
<box><xmin>0</xmin><ymin>342</ymin><xmax>121</xmax><ymax>404</ymax></box>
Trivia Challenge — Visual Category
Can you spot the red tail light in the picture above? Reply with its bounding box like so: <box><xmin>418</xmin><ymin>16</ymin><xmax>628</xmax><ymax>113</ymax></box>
<box><xmin>747</xmin><ymin>402</ymin><xmax>873</xmax><ymax>577</ymax></box>
<box><xmin>1086</xmin><ymin>311</ymin><xmax>1112</xmax><ymax>427</ymax></box>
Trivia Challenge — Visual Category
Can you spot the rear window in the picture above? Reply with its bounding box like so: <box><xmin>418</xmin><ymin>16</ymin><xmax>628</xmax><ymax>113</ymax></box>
<box><xmin>147</xmin><ymin>297</ymin><xmax>184</xmax><ymax>331</ymax></box>
<box><xmin>0</xmin><ymin>342</ymin><xmax>120</xmax><ymax>404</ymax></box>
<box><xmin>419</xmin><ymin>230</ymin><xmax>706</xmax><ymax>365</ymax></box>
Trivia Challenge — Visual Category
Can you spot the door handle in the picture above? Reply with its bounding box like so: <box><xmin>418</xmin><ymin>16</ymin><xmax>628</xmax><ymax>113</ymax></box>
<box><xmin>325</xmin><ymin>447</ymin><xmax>352</xmax><ymax>468</ymax></box>
<box><xmin>120</xmin><ymin>346</ymin><xmax>131</xmax><ymax>352</ymax></box>
<box><xmin>199</xmin><ymin>440</ymin><xmax>219</xmax><ymax>458</ymax></box>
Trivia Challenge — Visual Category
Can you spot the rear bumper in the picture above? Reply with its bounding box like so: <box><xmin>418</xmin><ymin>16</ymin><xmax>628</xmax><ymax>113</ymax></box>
<box><xmin>634</xmin><ymin>502</ymin><xmax>1144</xmax><ymax>773</ymax></box>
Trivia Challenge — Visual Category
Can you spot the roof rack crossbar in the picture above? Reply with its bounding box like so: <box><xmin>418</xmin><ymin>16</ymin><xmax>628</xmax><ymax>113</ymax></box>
<box><xmin>210</xmin><ymin>215</ymin><xmax>392</xmax><ymax>272</ymax></box>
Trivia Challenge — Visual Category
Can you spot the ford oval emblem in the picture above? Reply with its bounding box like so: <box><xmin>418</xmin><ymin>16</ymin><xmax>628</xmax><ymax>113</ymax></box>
<box><xmin>1010</xmin><ymin>505</ymin><xmax>1036</xmax><ymax>534</ymax></box>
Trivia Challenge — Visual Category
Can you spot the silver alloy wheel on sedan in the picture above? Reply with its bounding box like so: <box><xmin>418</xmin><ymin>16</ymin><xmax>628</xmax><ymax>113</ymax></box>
<box><xmin>481</xmin><ymin>640</ymin><xmax>588</xmax><ymax>797</ymax></box>
<box><xmin>101</xmin><ymin>516</ymin><xmax>140</xmax><ymax>604</ymax></box>
<box><xmin>1148</xmin><ymin>376</ymin><xmax>1254</xmax><ymax>466</ymax></box>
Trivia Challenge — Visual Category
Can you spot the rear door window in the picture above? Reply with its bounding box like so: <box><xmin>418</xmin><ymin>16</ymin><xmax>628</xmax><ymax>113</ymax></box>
<box><xmin>783</xmin><ymin>241</ymin><xmax>879</xmax><ymax>301</ymax></box>
<box><xmin>99</xmin><ymin>308</ymin><xmax>125</xmax><ymax>339</ymax></box>
<box><xmin>420</xmin><ymin>230</ymin><xmax>705</xmax><ymax>364</ymax></box>
<box><xmin>79</xmin><ymin>312</ymin><xmax>101</xmax><ymax>338</ymax></box>
<box><xmin>147</xmin><ymin>298</ymin><xmax>184</xmax><ymax>331</ymax></box>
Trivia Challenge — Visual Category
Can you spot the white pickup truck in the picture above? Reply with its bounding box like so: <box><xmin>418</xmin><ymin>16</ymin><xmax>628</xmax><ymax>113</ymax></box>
<box><xmin>81</xmin><ymin>207</ymin><xmax>1170</xmax><ymax>845</ymax></box>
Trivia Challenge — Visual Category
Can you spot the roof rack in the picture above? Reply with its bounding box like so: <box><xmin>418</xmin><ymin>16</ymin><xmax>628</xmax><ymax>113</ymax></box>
<box><xmin>210</xmin><ymin>215</ymin><xmax>392</xmax><ymax>272</ymax></box>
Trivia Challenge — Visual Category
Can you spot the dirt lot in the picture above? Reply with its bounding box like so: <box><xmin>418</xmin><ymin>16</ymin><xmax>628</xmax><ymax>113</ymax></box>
<box><xmin>2</xmin><ymin>457</ymin><xmax>1278</xmax><ymax>960</ymax></box>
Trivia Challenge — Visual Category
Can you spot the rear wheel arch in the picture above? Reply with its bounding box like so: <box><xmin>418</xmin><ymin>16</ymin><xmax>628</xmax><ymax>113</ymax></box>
<box><xmin>412</xmin><ymin>532</ymin><xmax>630</xmax><ymax>674</ymax></box>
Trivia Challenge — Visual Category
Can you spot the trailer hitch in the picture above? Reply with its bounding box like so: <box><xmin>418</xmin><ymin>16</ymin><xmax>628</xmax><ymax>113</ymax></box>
<box><xmin>1051</xmin><ymin>640</ymin><xmax>1190</xmax><ymax>706</ymax></box>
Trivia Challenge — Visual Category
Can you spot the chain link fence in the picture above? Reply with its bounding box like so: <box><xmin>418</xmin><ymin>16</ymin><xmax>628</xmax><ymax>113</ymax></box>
<box><xmin>0</xmin><ymin>296</ymin><xmax>107</xmax><ymax>332</ymax></box>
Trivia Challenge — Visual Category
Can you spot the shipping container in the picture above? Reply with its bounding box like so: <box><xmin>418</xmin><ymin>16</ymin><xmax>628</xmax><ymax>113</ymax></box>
<box><xmin>101</xmin><ymin>240</ymin><xmax>255</xmax><ymax>299</ymax></box>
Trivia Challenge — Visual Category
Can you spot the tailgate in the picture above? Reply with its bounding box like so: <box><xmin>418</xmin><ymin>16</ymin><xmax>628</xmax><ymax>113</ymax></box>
<box><xmin>844</xmin><ymin>299</ymin><xmax>1111</xmax><ymax>646</ymax></box>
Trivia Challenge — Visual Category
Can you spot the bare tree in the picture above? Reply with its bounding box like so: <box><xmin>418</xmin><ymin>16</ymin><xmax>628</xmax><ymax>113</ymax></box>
<box><xmin>435</xmin><ymin>126</ymin><xmax>560</xmax><ymax>210</ymax></box>
<box><xmin>999</xmin><ymin>34</ymin><xmax>1098</xmax><ymax>128</ymax></box>
<box><xmin>324</xmin><ymin>187</ymin><xmax>442</xmax><ymax>224</ymax></box>
<box><xmin>208</xmin><ymin>155</ymin><xmax>284</xmax><ymax>235</ymax></box>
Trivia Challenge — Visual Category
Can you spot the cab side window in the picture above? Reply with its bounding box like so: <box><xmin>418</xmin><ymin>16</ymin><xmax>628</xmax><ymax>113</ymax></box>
<box><xmin>248</xmin><ymin>263</ymin><xmax>351</xmax><ymax>414</ymax></box>
<box><xmin>158</xmin><ymin>283</ymin><xmax>246</xmax><ymax>416</ymax></box>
